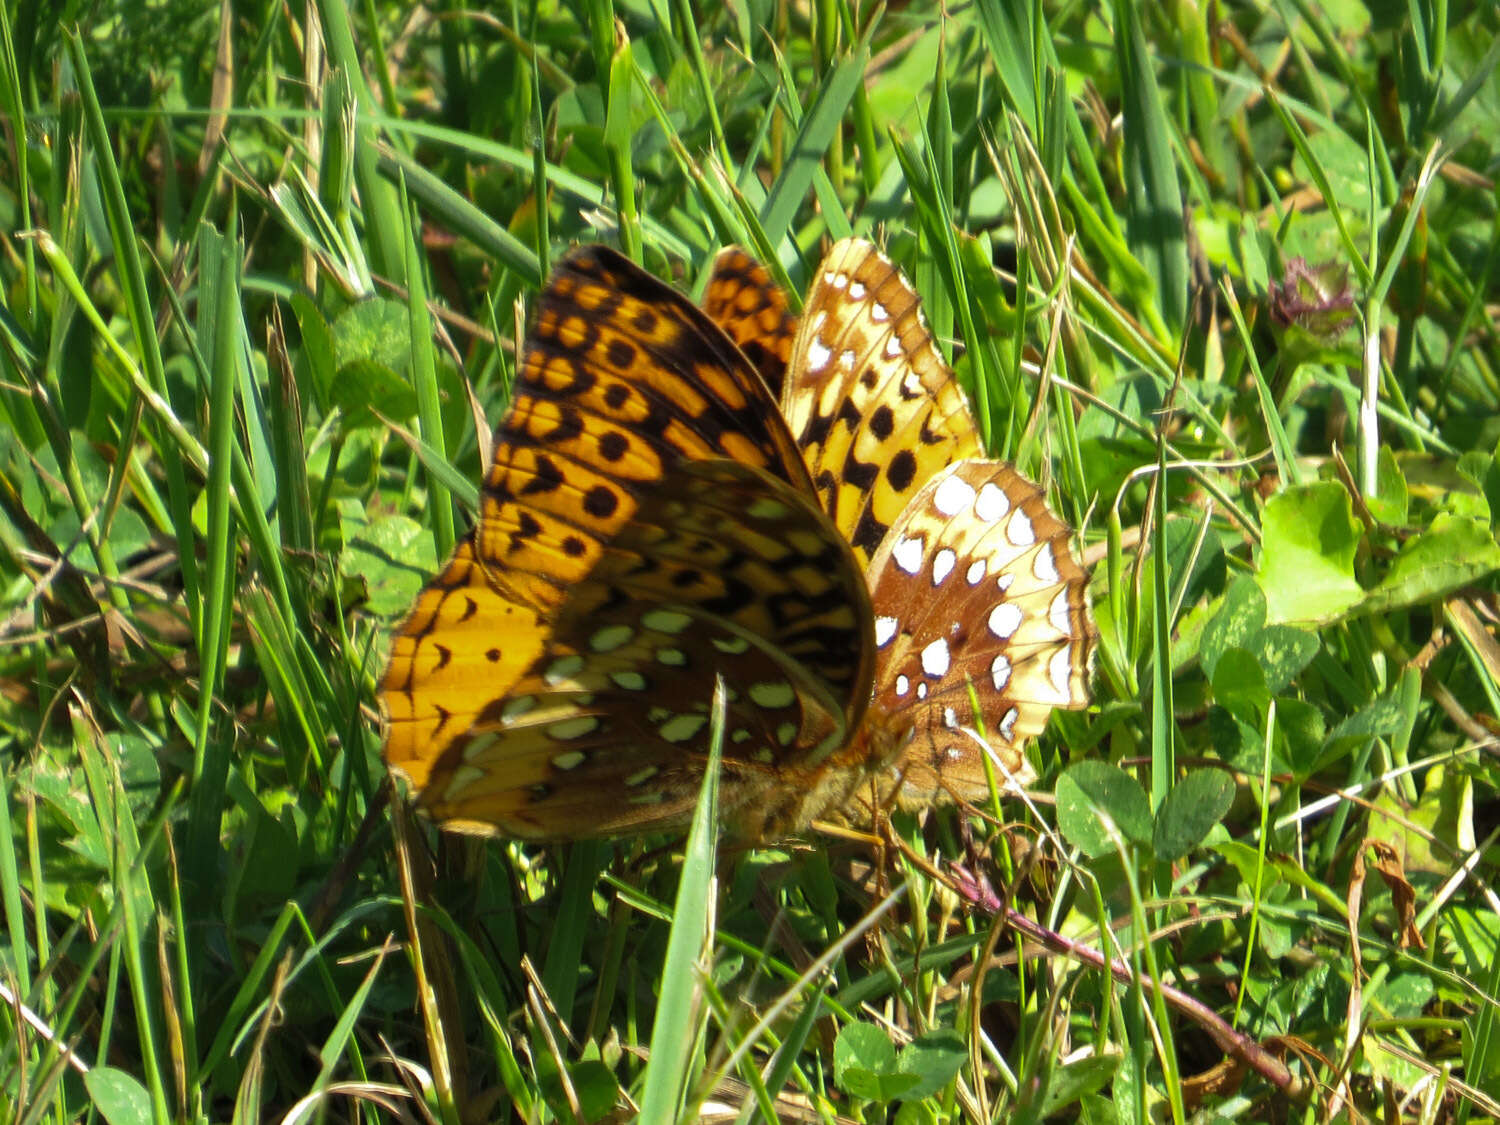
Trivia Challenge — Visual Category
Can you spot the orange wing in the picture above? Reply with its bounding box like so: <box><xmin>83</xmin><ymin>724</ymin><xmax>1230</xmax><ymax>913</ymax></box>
<box><xmin>380</xmin><ymin>247</ymin><xmax>877</xmax><ymax>841</ymax></box>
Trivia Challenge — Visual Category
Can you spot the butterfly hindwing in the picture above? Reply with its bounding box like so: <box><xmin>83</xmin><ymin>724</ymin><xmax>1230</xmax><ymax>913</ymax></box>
<box><xmin>862</xmin><ymin>459</ymin><xmax>1095</xmax><ymax>808</ymax></box>
<box><xmin>404</xmin><ymin>460</ymin><xmax>874</xmax><ymax>840</ymax></box>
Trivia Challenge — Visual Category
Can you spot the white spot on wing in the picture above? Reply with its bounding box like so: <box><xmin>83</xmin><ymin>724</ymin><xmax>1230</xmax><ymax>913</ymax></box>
<box><xmin>659</xmin><ymin>714</ymin><xmax>707</xmax><ymax>742</ymax></box>
<box><xmin>875</xmin><ymin>616</ymin><xmax>899</xmax><ymax>647</ymax></box>
<box><xmin>611</xmin><ymin>671</ymin><xmax>647</xmax><ymax>691</ymax></box>
<box><xmin>932</xmin><ymin>548</ymin><xmax>956</xmax><ymax>586</ymax></box>
<box><xmin>848</xmin><ymin>280</ymin><xmax>867</xmax><ymax>299</ymax></box>
<box><xmin>933</xmin><ymin>474</ymin><xmax>977</xmax><ymax>517</ymax></box>
<box><xmin>1050</xmin><ymin>589</ymin><xmax>1073</xmax><ymax>635</ymax></box>
<box><xmin>942</xmin><ymin>707</ymin><xmax>958</xmax><ymax>729</ymax></box>
<box><xmin>988</xmin><ymin>603</ymin><xmax>1023</xmax><ymax>639</ymax></box>
<box><xmin>502</xmin><ymin>697</ymin><xmax>536</xmax><ymax>721</ymax></box>
<box><xmin>921</xmin><ymin>638</ymin><xmax>950</xmax><ymax>677</ymax></box>
<box><xmin>590</xmin><ymin>625</ymin><xmax>633</xmax><ymax>652</ymax></box>
<box><xmin>462</xmin><ymin>733</ymin><xmax>498</xmax><ymax>760</ymax></box>
<box><xmin>443</xmin><ymin>766</ymin><xmax>486</xmax><ymax>799</ymax></box>
<box><xmin>642</xmin><ymin>609</ymin><xmax>692</xmax><ymax>634</ymax></box>
<box><xmin>547</xmin><ymin>717</ymin><xmax>598</xmax><ymax>740</ymax></box>
<box><xmin>991</xmin><ymin>653</ymin><xmax>1012</xmax><ymax>691</ymax></box>
<box><xmin>967</xmin><ymin>559</ymin><xmax>987</xmax><ymax>585</ymax></box>
<box><xmin>807</xmin><ymin>337</ymin><xmax>832</xmax><ymax>371</ymax></box>
<box><xmin>656</xmin><ymin>648</ymin><xmax>687</xmax><ymax>666</ymax></box>
<box><xmin>747</xmin><ymin>497</ymin><xmax>789</xmax><ymax>520</ymax></box>
<box><xmin>776</xmin><ymin>721</ymin><xmax>798</xmax><ymax>746</ymax></box>
<box><xmin>871</xmin><ymin>300</ymin><xmax>889</xmax><ymax>322</ymax></box>
<box><xmin>1033</xmin><ymin>544</ymin><xmax>1059</xmax><ymax>583</ymax></box>
<box><xmin>917</xmin><ymin>682</ymin><xmax>928</xmax><ymax>700</ymax></box>
<box><xmin>893</xmin><ymin>536</ymin><xmax>924</xmax><ymax>575</ymax></box>
<box><xmin>1008</xmin><ymin>510</ymin><xmax>1036</xmax><ymax>546</ymax></box>
<box><xmin>885</xmin><ymin>336</ymin><xmax>903</xmax><ymax>358</ymax></box>
<box><xmin>551</xmin><ymin>750</ymin><xmax>586</xmax><ymax>770</ymax></box>
<box><xmin>750</xmin><ymin>681</ymin><xmax>796</xmax><ymax>709</ymax></box>
<box><xmin>998</xmin><ymin>707</ymin><xmax>1019</xmax><ymax>741</ymax></box>
<box><xmin>895</xmin><ymin>674</ymin><xmax>910</xmax><ymax>696</ymax></box>
<box><xmin>975</xmin><ymin>482</ymin><xmax>1009</xmax><ymax>522</ymax></box>
<box><xmin>1050</xmin><ymin>647</ymin><xmax>1075</xmax><ymax>700</ymax></box>
<box><xmin>543</xmin><ymin>656</ymin><xmax>583</xmax><ymax>685</ymax></box>
<box><xmin>626</xmin><ymin>766</ymin><xmax>659</xmax><ymax>787</ymax></box>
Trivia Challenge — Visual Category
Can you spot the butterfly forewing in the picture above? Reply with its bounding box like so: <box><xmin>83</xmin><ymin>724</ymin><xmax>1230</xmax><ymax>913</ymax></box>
<box><xmin>702</xmin><ymin>248</ymin><xmax>798</xmax><ymax>399</ymax></box>
<box><xmin>381</xmin><ymin>245</ymin><xmax>880</xmax><ymax>841</ymax></box>
<box><xmin>863</xmin><ymin>459</ymin><xmax>1095</xmax><ymax>808</ymax></box>
<box><xmin>406</xmin><ymin>460</ymin><xmax>874</xmax><ymax>840</ymax></box>
<box><xmin>782</xmin><ymin>239</ymin><xmax>984</xmax><ymax>567</ymax></box>
<box><xmin>381</xmin><ymin>539</ymin><xmax>548</xmax><ymax>794</ymax></box>
<box><xmin>476</xmin><ymin>245</ymin><xmax>814</xmax><ymax>617</ymax></box>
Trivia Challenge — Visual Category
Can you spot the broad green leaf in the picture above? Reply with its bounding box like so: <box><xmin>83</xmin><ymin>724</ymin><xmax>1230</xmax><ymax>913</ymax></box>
<box><xmin>1153</xmin><ymin>770</ymin><xmax>1236</xmax><ymax>862</ymax></box>
<box><xmin>332</xmin><ymin>297</ymin><xmax>412</xmax><ymax>373</ymax></box>
<box><xmin>84</xmin><ymin>1067</ymin><xmax>152</xmax><ymax>1125</ymax></box>
<box><xmin>1056</xmin><ymin>761</ymin><xmax>1152</xmax><ymax>858</ymax></box>
<box><xmin>1200</xmin><ymin>576</ymin><xmax>1266</xmax><ymax>682</ymax></box>
<box><xmin>894</xmin><ymin>1101</ymin><xmax>940</xmax><ymax>1125</ymax></box>
<box><xmin>892</xmin><ymin>1030</ymin><xmax>966</xmax><ymax>1101</ymax></box>
<box><xmin>1324</xmin><ymin>695</ymin><xmax>1410</xmax><ymax>765</ymax></box>
<box><xmin>1277</xmin><ymin>697</ymin><xmax>1327</xmax><ymax>776</ymax></box>
<box><xmin>1208</xmin><ymin>705</ymin><xmax>1271</xmax><ymax>772</ymax></box>
<box><xmin>1258</xmin><ymin>482</ymin><xmax>1363</xmax><ymax>624</ymax></box>
<box><xmin>834</xmin><ymin>1022</ymin><xmax>919</xmax><ymax>1103</ymax></box>
<box><xmin>1369</xmin><ymin>445</ymin><xmax>1409</xmax><ymax>526</ymax></box>
<box><xmin>1210</xmin><ymin>647</ymin><xmax>1267</xmax><ymax>722</ymax></box>
<box><xmin>1039</xmin><ymin>1053</ymin><xmax>1122</xmax><ymax>1118</ymax></box>
<box><xmin>329</xmin><ymin>358</ymin><xmax>419</xmax><ymax>430</ymax></box>
<box><xmin>1249</xmin><ymin>625</ymin><xmax>1320</xmax><ymax>694</ymax></box>
<box><xmin>340</xmin><ymin>504</ymin><xmax>439</xmax><ymax>617</ymax></box>
<box><xmin>1358</xmin><ymin>514</ymin><xmax>1500</xmax><ymax>617</ymax></box>
<box><xmin>570</xmin><ymin>1060</ymin><xmax>621</xmax><ymax>1123</ymax></box>
<box><xmin>328</xmin><ymin>298</ymin><xmax>419</xmax><ymax>428</ymax></box>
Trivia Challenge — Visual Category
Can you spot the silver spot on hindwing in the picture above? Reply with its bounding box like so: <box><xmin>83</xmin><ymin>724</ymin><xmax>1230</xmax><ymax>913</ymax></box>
<box><xmin>921</xmin><ymin>638</ymin><xmax>951</xmax><ymax>677</ymax></box>
<box><xmin>933</xmin><ymin>474</ymin><xmax>977</xmax><ymax>517</ymax></box>
<box><xmin>975</xmin><ymin>482</ymin><xmax>1009</xmax><ymax>522</ymax></box>
<box><xmin>988</xmin><ymin>603</ymin><xmax>1023</xmax><ymax>640</ymax></box>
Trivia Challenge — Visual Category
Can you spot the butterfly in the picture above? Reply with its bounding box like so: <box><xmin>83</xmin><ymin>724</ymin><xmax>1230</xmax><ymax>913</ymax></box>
<box><xmin>379</xmin><ymin>240</ymin><xmax>1093</xmax><ymax>840</ymax></box>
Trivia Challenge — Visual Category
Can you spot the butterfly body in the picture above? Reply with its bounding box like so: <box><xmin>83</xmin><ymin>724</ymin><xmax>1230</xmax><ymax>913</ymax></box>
<box><xmin>380</xmin><ymin>240</ymin><xmax>1094</xmax><ymax>841</ymax></box>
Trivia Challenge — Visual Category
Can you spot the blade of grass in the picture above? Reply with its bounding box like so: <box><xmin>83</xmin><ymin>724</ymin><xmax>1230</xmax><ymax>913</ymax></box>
<box><xmin>638</xmin><ymin>678</ymin><xmax>725</xmax><ymax>1122</ymax></box>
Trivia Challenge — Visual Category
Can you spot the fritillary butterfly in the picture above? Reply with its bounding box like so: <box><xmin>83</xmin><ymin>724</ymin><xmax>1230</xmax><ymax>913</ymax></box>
<box><xmin>379</xmin><ymin>240</ymin><xmax>1093</xmax><ymax>840</ymax></box>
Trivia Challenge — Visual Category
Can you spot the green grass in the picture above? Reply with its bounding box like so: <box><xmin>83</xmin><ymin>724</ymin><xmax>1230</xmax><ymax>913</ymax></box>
<box><xmin>4</xmin><ymin>0</ymin><xmax>1500</xmax><ymax>1121</ymax></box>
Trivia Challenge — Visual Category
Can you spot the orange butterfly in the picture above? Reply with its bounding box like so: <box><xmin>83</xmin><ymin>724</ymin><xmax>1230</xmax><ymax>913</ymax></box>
<box><xmin>380</xmin><ymin>241</ymin><xmax>1093</xmax><ymax>839</ymax></box>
